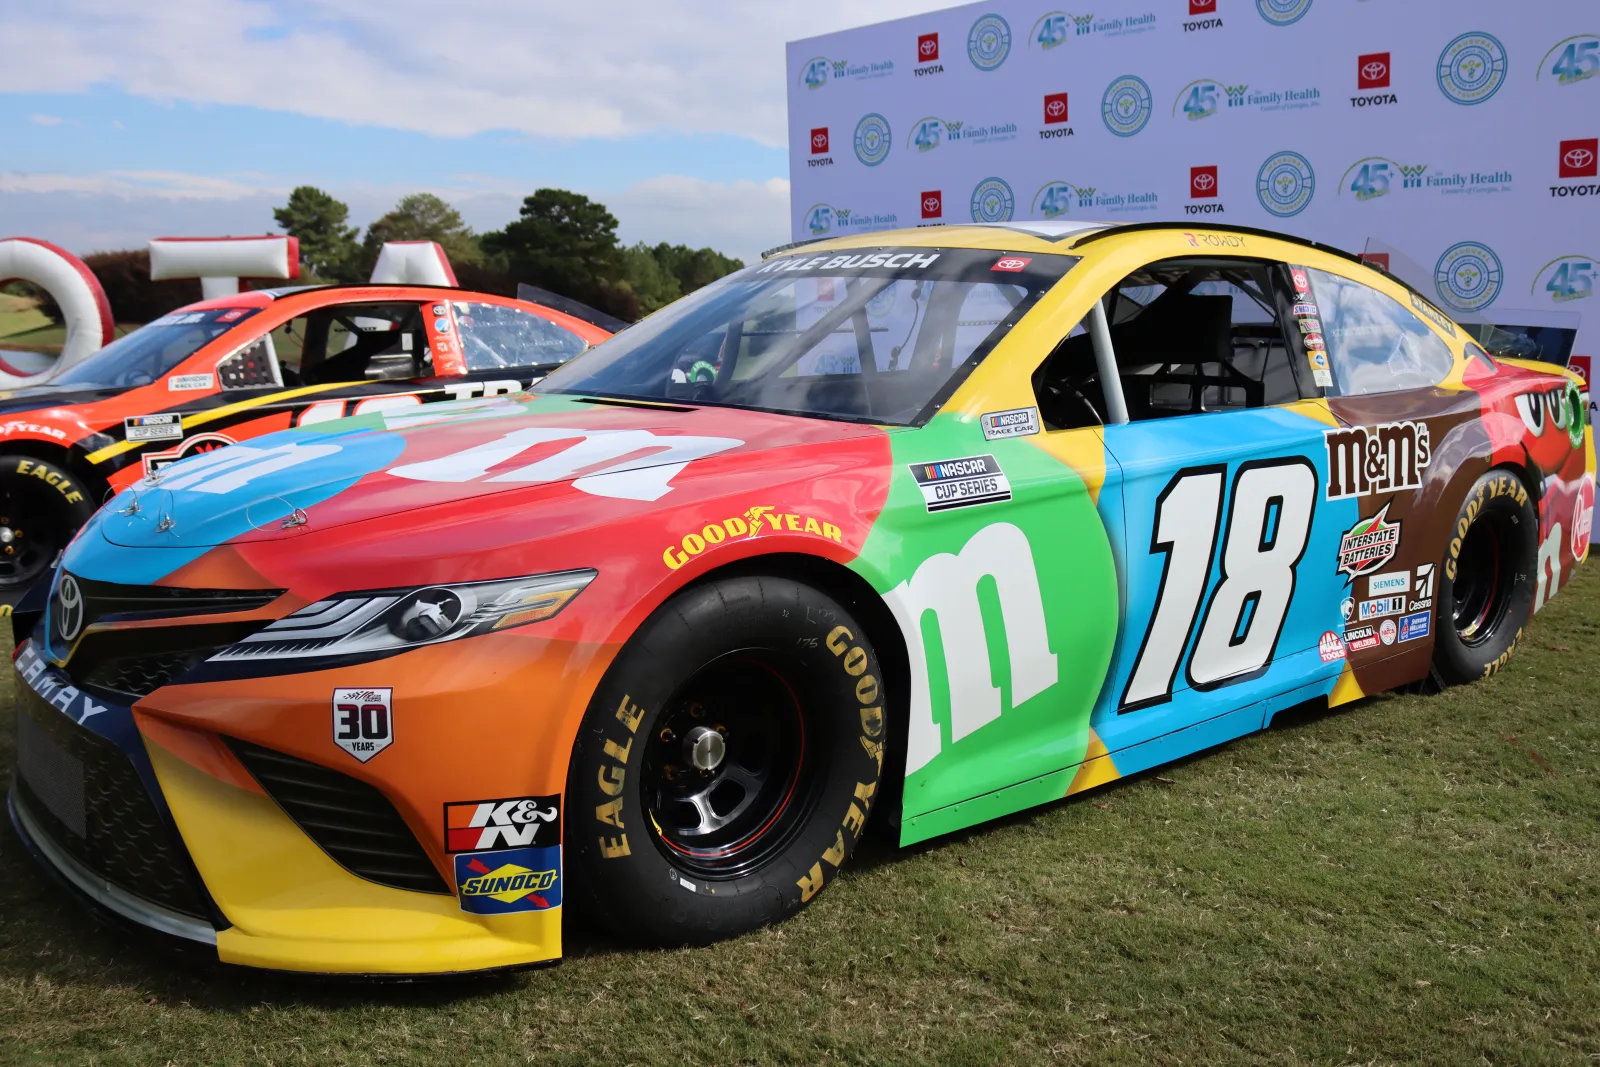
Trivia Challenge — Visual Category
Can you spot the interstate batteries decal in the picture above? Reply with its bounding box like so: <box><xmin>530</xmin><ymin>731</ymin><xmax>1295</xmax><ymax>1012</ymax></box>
<box><xmin>909</xmin><ymin>454</ymin><xmax>1011</xmax><ymax>512</ymax></box>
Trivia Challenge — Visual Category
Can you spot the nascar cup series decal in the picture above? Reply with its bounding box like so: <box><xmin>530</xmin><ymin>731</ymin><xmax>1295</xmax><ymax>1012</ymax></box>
<box><xmin>909</xmin><ymin>455</ymin><xmax>1012</xmax><ymax>512</ymax></box>
<box><xmin>124</xmin><ymin>413</ymin><xmax>184</xmax><ymax>443</ymax></box>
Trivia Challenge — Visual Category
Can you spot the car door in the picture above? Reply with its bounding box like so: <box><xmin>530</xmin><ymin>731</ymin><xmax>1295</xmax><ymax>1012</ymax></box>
<box><xmin>1082</xmin><ymin>255</ymin><xmax>1354</xmax><ymax>763</ymax></box>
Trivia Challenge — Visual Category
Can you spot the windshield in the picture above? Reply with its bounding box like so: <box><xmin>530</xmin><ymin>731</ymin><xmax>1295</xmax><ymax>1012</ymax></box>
<box><xmin>538</xmin><ymin>247</ymin><xmax>1077</xmax><ymax>424</ymax></box>
<box><xmin>51</xmin><ymin>307</ymin><xmax>260</xmax><ymax>389</ymax></box>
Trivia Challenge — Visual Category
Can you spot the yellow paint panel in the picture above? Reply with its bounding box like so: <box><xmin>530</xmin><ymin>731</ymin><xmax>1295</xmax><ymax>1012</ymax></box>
<box><xmin>1028</xmin><ymin>427</ymin><xmax>1108</xmax><ymax>506</ymax></box>
<box><xmin>145</xmin><ymin>736</ymin><xmax>559</xmax><ymax>974</ymax></box>
<box><xmin>1328</xmin><ymin>666</ymin><xmax>1366</xmax><ymax>708</ymax></box>
<box><xmin>1279</xmin><ymin>398</ymin><xmax>1340</xmax><ymax>428</ymax></box>
<box><xmin>1065</xmin><ymin>729</ymin><xmax>1121</xmax><ymax>796</ymax></box>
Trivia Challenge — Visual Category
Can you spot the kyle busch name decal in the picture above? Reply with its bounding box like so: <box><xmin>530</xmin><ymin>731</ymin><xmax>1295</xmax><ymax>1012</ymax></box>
<box><xmin>445</xmin><ymin>795</ymin><xmax>560</xmax><ymax>852</ymax></box>
<box><xmin>909</xmin><ymin>454</ymin><xmax>1012</xmax><ymax>512</ymax></box>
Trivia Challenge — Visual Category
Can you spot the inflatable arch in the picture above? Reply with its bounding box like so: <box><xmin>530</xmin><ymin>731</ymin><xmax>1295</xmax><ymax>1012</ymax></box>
<box><xmin>0</xmin><ymin>237</ymin><xmax>115</xmax><ymax>384</ymax></box>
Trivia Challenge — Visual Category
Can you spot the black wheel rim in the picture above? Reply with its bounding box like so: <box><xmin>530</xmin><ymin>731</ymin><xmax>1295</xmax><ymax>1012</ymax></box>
<box><xmin>642</xmin><ymin>652</ymin><xmax>815</xmax><ymax>879</ymax></box>
<box><xmin>1452</xmin><ymin>512</ymin><xmax>1511</xmax><ymax>645</ymax></box>
<box><xmin>0</xmin><ymin>484</ymin><xmax>68</xmax><ymax>590</ymax></box>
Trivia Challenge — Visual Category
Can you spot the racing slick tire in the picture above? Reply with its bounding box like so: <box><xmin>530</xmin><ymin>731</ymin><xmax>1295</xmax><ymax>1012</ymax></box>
<box><xmin>567</xmin><ymin>574</ymin><xmax>887</xmax><ymax>945</ymax></box>
<box><xmin>0</xmin><ymin>453</ymin><xmax>97</xmax><ymax>592</ymax></box>
<box><xmin>1432</xmin><ymin>469</ymin><xmax>1539</xmax><ymax>686</ymax></box>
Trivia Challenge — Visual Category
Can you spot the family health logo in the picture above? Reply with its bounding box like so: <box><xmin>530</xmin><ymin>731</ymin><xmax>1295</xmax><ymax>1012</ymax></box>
<box><xmin>1257</xmin><ymin>0</ymin><xmax>1313</xmax><ymax>26</ymax></box>
<box><xmin>1033</xmin><ymin>179</ymin><xmax>1159</xmax><ymax>217</ymax></box>
<box><xmin>797</xmin><ymin>54</ymin><xmax>895</xmax><ymax>90</ymax></box>
<box><xmin>1030</xmin><ymin>8</ymin><xmax>1156</xmax><ymax>47</ymax></box>
<box><xmin>1338</xmin><ymin>157</ymin><xmax>1512</xmax><ymax>200</ymax></box>
<box><xmin>1102</xmin><ymin>74</ymin><xmax>1153</xmax><ymax>136</ymax></box>
<box><xmin>1172</xmin><ymin>77</ymin><xmax>1320</xmax><ymax>120</ymax></box>
<box><xmin>1256</xmin><ymin>151</ymin><xmax>1316</xmax><ymax>217</ymax></box>
<box><xmin>1434</xmin><ymin>241</ymin><xmax>1504</xmax><ymax>311</ymax></box>
<box><xmin>968</xmin><ymin>14</ymin><xmax>1013</xmax><ymax>70</ymax></box>
<box><xmin>906</xmin><ymin>115</ymin><xmax>1019</xmax><ymax>152</ymax></box>
<box><xmin>1437</xmin><ymin>31</ymin><xmax>1507</xmax><ymax>105</ymax></box>
<box><xmin>1537</xmin><ymin>34</ymin><xmax>1599</xmax><ymax>86</ymax></box>
<box><xmin>1532</xmin><ymin>255</ymin><xmax>1596</xmax><ymax>303</ymax></box>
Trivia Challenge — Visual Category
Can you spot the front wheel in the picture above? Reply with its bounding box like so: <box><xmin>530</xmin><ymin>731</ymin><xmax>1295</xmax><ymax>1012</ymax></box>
<box><xmin>567</xmin><ymin>575</ymin><xmax>887</xmax><ymax>945</ymax></box>
<box><xmin>0</xmin><ymin>453</ymin><xmax>98</xmax><ymax>593</ymax></box>
<box><xmin>1433</xmin><ymin>469</ymin><xmax>1538</xmax><ymax>686</ymax></box>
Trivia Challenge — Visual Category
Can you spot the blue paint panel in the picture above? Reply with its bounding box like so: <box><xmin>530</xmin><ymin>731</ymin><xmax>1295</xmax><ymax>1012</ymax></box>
<box><xmin>1093</xmin><ymin>408</ymin><xmax>1361</xmax><ymax>756</ymax></box>
<box><xmin>66</xmin><ymin>426</ymin><xmax>405</xmax><ymax>586</ymax></box>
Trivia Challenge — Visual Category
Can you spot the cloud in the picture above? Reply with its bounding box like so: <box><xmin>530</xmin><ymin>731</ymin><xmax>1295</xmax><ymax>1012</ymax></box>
<box><xmin>27</xmin><ymin>114</ymin><xmax>65</xmax><ymax>126</ymax></box>
<box><xmin>0</xmin><ymin>0</ymin><xmax>933</xmax><ymax>146</ymax></box>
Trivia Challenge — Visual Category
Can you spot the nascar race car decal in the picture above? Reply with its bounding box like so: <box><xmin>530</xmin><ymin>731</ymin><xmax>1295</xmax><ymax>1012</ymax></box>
<box><xmin>8</xmin><ymin>223</ymin><xmax>1592</xmax><ymax>976</ymax></box>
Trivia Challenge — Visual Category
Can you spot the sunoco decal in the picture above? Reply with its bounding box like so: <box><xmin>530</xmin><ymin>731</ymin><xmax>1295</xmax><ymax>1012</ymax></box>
<box><xmin>454</xmin><ymin>847</ymin><xmax>562</xmax><ymax>914</ymax></box>
<box><xmin>909</xmin><ymin>454</ymin><xmax>1012</xmax><ymax>511</ymax></box>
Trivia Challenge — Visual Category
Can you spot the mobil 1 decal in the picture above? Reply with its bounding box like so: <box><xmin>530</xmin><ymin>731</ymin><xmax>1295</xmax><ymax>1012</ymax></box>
<box><xmin>1121</xmin><ymin>457</ymin><xmax>1318</xmax><ymax>711</ymax></box>
<box><xmin>909</xmin><ymin>454</ymin><xmax>1011</xmax><ymax>512</ymax></box>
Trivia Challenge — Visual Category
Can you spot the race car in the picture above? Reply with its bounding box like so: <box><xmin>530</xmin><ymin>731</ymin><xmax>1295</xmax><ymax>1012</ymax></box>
<box><xmin>9</xmin><ymin>221</ymin><xmax>1593</xmax><ymax>976</ymax></box>
<box><xmin>0</xmin><ymin>284</ymin><xmax>613</xmax><ymax>594</ymax></box>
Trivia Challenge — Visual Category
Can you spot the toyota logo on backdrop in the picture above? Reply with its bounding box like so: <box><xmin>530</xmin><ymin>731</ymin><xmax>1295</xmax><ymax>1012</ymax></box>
<box><xmin>1560</xmin><ymin>138</ymin><xmax>1599</xmax><ymax>178</ymax></box>
<box><xmin>1189</xmin><ymin>0</ymin><xmax>1215</xmax><ymax>13</ymax></box>
<box><xmin>1191</xmin><ymin>165</ymin><xmax>1219</xmax><ymax>197</ymax></box>
<box><xmin>921</xmin><ymin>190</ymin><xmax>943</xmax><ymax>218</ymax></box>
<box><xmin>918</xmin><ymin>33</ymin><xmax>939</xmax><ymax>61</ymax></box>
<box><xmin>810</xmin><ymin>127</ymin><xmax>829</xmax><ymax>154</ymax></box>
<box><xmin>1358</xmin><ymin>52</ymin><xmax>1391</xmax><ymax>89</ymax></box>
<box><xmin>53</xmin><ymin>573</ymin><xmax>84</xmax><ymax>644</ymax></box>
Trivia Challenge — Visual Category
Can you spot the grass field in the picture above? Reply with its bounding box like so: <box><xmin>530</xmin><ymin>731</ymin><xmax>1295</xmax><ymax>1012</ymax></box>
<box><xmin>1</xmin><ymin>566</ymin><xmax>1596</xmax><ymax>1065</ymax></box>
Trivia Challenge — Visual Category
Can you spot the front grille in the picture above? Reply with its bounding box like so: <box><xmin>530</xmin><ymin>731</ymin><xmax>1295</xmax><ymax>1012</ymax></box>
<box><xmin>78</xmin><ymin>649</ymin><xmax>219</xmax><ymax>701</ymax></box>
<box><xmin>225</xmin><ymin>739</ymin><xmax>449</xmax><ymax>895</ymax></box>
<box><xmin>45</xmin><ymin>573</ymin><xmax>284</xmax><ymax>699</ymax></box>
<box><xmin>13</xmin><ymin>695</ymin><xmax>210</xmax><ymax>919</ymax></box>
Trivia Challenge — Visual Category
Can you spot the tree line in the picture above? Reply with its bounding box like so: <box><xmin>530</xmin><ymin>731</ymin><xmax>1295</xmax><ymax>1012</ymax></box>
<box><xmin>274</xmin><ymin>186</ymin><xmax>744</xmax><ymax>322</ymax></box>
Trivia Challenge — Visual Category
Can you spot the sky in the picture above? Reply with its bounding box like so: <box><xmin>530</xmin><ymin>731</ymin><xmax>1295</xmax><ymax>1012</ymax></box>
<box><xmin>0</xmin><ymin>0</ymin><xmax>931</xmax><ymax>263</ymax></box>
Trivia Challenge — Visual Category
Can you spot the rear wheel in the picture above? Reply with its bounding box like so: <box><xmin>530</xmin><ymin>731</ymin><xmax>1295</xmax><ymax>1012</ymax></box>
<box><xmin>567</xmin><ymin>575</ymin><xmax>887</xmax><ymax>945</ymax></box>
<box><xmin>0</xmin><ymin>454</ymin><xmax>97</xmax><ymax>594</ymax></box>
<box><xmin>1433</xmin><ymin>469</ymin><xmax>1538</xmax><ymax>685</ymax></box>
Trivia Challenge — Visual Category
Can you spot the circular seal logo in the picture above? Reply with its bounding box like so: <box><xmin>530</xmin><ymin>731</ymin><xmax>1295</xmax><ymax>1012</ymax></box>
<box><xmin>970</xmin><ymin>177</ymin><xmax>1016</xmax><ymax>223</ymax></box>
<box><xmin>853</xmin><ymin>113</ymin><xmax>891</xmax><ymax>167</ymax></box>
<box><xmin>1101</xmin><ymin>75</ymin><xmax>1153</xmax><ymax>137</ymax></box>
<box><xmin>967</xmin><ymin>15</ymin><xmax>1012</xmax><ymax>71</ymax></box>
<box><xmin>1257</xmin><ymin>0</ymin><xmax>1313</xmax><ymax>26</ymax></box>
<box><xmin>1437</xmin><ymin>31</ymin><xmax>1507</xmax><ymax>105</ymax></box>
<box><xmin>1434</xmin><ymin>241</ymin><xmax>1504</xmax><ymax>312</ymax></box>
<box><xmin>53</xmin><ymin>573</ymin><xmax>83</xmax><ymax>644</ymax></box>
<box><xmin>1256</xmin><ymin>151</ymin><xmax>1316</xmax><ymax>217</ymax></box>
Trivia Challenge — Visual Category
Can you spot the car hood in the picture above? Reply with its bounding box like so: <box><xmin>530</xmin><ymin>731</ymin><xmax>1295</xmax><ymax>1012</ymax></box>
<box><xmin>92</xmin><ymin>394</ymin><xmax>888</xmax><ymax>552</ymax></box>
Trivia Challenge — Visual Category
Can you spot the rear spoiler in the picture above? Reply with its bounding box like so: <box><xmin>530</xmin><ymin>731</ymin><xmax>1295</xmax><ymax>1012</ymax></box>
<box><xmin>516</xmin><ymin>284</ymin><xmax>631</xmax><ymax>334</ymax></box>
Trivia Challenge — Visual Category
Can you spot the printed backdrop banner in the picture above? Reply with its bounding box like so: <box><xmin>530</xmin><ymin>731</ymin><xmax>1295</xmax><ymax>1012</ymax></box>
<box><xmin>786</xmin><ymin>0</ymin><xmax>1599</xmax><ymax>379</ymax></box>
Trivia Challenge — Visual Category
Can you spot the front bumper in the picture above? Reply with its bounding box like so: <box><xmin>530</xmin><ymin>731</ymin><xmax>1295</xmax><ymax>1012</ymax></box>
<box><xmin>9</xmin><ymin>639</ymin><xmax>570</xmax><ymax>975</ymax></box>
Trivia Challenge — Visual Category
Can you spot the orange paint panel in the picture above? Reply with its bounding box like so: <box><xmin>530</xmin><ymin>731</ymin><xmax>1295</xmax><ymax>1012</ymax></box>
<box><xmin>134</xmin><ymin>710</ymin><xmax>264</xmax><ymax>794</ymax></box>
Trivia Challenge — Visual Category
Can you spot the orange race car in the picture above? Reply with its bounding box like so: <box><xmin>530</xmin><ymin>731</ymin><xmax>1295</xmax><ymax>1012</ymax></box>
<box><xmin>0</xmin><ymin>284</ymin><xmax>614</xmax><ymax>594</ymax></box>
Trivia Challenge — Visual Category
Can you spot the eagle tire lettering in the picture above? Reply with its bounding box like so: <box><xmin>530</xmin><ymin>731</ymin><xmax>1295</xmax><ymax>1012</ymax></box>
<box><xmin>568</xmin><ymin>575</ymin><xmax>884</xmax><ymax>945</ymax></box>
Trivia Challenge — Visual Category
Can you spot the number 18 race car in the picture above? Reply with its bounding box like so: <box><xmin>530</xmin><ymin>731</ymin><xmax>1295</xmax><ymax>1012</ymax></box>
<box><xmin>9</xmin><ymin>221</ymin><xmax>1593</xmax><ymax>975</ymax></box>
<box><xmin>0</xmin><ymin>283</ymin><xmax>612</xmax><ymax>595</ymax></box>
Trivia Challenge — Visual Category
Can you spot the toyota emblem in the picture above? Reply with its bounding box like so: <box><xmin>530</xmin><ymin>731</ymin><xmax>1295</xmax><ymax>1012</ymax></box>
<box><xmin>54</xmin><ymin>573</ymin><xmax>84</xmax><ymax>644</ymax></box>
<box><xmin>1362</xmin><ymin>61</ymin><xmax>1387</xmax><ymax>81</ymax></box>
<box><xmin>1566</xmin><ymin>147</ymin><xmax>1595</xmax><ymax>170</ymax></box>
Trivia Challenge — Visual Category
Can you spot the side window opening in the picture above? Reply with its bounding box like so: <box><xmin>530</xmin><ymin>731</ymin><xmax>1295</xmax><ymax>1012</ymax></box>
<box><xmin>1033</xmin><ymin>258</ymin><xmax>1303</xmax><ymax>430</ymax></box>
<box><xmin>296</xmin><ymin>303</ymin><xmax>429</xmax><ymax>386</ymax></box>
<box><xmin>1304</xmin><ymin>268</ymin><xmax>1455</xmax><ymax>396</ymax></box>
<box><xmin>453</xmin><ymin>302</ymin><xmax>591</xmax><ymax>371</ymax></box>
